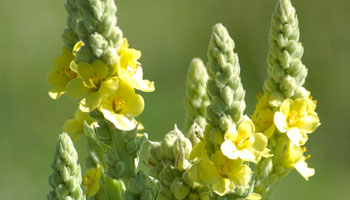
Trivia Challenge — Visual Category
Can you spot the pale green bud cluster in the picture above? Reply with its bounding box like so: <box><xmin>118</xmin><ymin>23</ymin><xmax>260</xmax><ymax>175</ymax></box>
<box><xmin>75</xmin><ymin>0</ymin><xmax>123</xmax><ymax>64</ymax></box>
<box><xmin>62</xmin><ymin>0</ymin><xmax>80</xmax><ymax>49</ymax></box>
<box><xmin>184</xmin><ymin>58</ymin><xmax>210</xmax><ymax>131</ymax></box>
<box><xmin>206</xmin><ymin>23</ymin><xmax>246</xmax><ymax>135</ymax></box>
<box><xmin>264</xmin><ymin>0</ymin><xmax>308</xmax><ymax>99</ymax></box>
<box><xmin>48</xmin><ymin>133</ymin><xmax>85</xmax><ymax>200</ymax></box>
<box><xmin>148</xmin><ymin>125</ymin><xmax>210</xmax><ymax>200</ymax></box>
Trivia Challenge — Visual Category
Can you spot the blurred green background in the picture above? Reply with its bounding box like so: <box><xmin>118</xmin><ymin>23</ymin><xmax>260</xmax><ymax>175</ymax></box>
<box><xmin>0</xmin><ymin>0</ymin><xmax>349</xmax><ymax>199</ymax></box>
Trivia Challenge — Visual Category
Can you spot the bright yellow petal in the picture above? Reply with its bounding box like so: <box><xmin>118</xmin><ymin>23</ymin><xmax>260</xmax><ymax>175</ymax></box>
<box><xmin>280</xmin><ymin>99</ymin><xmax>292</xmax><ymax>116</ymax></box>
<box><xmin>246</xmin><ymin>193</ymin><xmax>261</xmax><ymax>200</ymax></box>
<box><xmin>190</xmin><ymin>141</ymin><xmax>206</xmax><ymax>160</ymax></box>
<box><xmin>228</xmin><ymin>163</ymin><xmax>251</xmax><ymax>186</ymax></box>
<box><xmin>298</xmin><ymin>114</ymin><xmax>320</xmax><ymax>134</ymax></box>
<box><xmin>121</xmin><ymin>94</ymin><xmax>144</xmax><ymax>117</ymax></box>
<box><xmin>78</xmin><ymin>62</ymin><xmax>94</xmax><ymax>81</ymax></box>
<box><xmin>274</xmin><ymin>111</ymin><xmax>288</xmax><ymax>133</ymax></box>
<box><xmin>294</xmin><ymin>160</ymin><xmax>315</xmax><ymax>181</ymax></box>
<box><xmin>220</xmin><ymin>140</ymin><xmax>238</xmax><ymax>160</ymax></box>
<box><xmin>238</xmin><ymin>120</ymin><xmax>255</xmax><ymax>138</ymax></box>
<box><xmin>48</xmin><ymin>88</ymin><xmax>65</xmax><ymax>100</ymax></box>
<box><xmin>79</xmin><ymin>92</ymin><xmax>101</xmax><ymax>112</ymax></box>
<box><xmin>100</xmin><ymin>108</ymin><xmax>137</xmax><ymax>131</ymax></box>
<box><xmin>99</xmin><ymin>77</ymin><xmax>119</xmax><ymax>97</ymax></box>
<box><xmin>211</xmin><ymin>178</ymin><xmax>234</xmax><ymax>196</ymax></box>
<box><xmin>286</xmin><ymin>127</ymin><xmax>308</xmax><ymax>146</ymax></box>
<box><xmin>252</xmin><ymin>132</ymin><xmax>268</xmax><ymax>152</ymax></box>
<box><xmin>292</xmin><ymin>98</ymin><xmax>308</xmax><ymax>114</ymax></box>
<box><xmin>198</xmin><ymin>160</ymin><xmax>221</xmax><ymax>185</ymax></box>
<box><xmin>92</xmin><ymin>60</ymin><xmax>109</xmax><ymax>79</ymax></box>
<box><xmin>66</xmin><ymin>78</ymin><xmax>89</xmax><ymax>99</ymax></box>
<box><xmin>130</xmin><ymin>66</ymin><xmax>155</xmax><ymax>92</ymax></box>
<box><xmin>224</xmin><ymin>126</ymin><xmax>238</xmax><ymax>142</ymax></box>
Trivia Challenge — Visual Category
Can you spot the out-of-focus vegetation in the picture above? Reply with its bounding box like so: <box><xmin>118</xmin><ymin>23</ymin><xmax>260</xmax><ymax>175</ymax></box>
<box><xmin>0</xmin><ymin>0</ymin><xmax>349</xmax><ymax>199</ymax></box>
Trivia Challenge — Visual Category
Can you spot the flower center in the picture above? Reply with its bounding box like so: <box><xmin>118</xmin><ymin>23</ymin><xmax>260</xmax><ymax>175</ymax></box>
<box><xmin>288</xmin><ymin>111</ymin><xmax>299</xmax><ymax>126</ymax></box>
<box><xmin>113</xmin><ymin>96</ymin><xmax>126</xmax><ymax>113</ymax></box>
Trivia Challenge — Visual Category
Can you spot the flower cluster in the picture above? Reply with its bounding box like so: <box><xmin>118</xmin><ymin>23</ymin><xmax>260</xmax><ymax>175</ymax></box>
<box><xmin>251</xmin><ymin>0</ymin><xmax>321</xmax><ymax>197</ymax></box>
<box><xmin>186</xmin><ymin>24</ymin><xmax>268</xmax><ymax>198</ymax></box>
<box><xmin>48</xmin><ymin>38</ymin><xmax>154</xmax><ymax>132</ymax></box>
<box><xmin>252</xmin><ymin>91</ymin><xmax>319</xmax><ymax>180</ymax></box>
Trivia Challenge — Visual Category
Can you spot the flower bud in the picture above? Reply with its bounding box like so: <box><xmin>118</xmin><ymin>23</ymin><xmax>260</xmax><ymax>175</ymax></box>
<box><xmin>268</xmin><ymin>91</ymin><xmax>284</xmax><ymax>108</ymax></box>
<box><xmin>159</xmin><ymin>165</ymin><xmax>178</xmax><ymax>187</ymax></box>
<box><xmin>127</xmin><ymin>140</ymin><xmax>139</xmax><ymax>154</ymax></box>
<box><xmin>175</xmin><ymin>150</ymin><xmax>191</xmax><ymax>171</ymax></box>
<box><xmin>102</xmin><ymin>47</ymin><xmax>118</xmax><ymax>65</ymax></box>
<box><xmin>127</xmin><ymin>172</ymin><xmax>147</xmax><ymax>195</ymax></box>
<box><xmin>161</xmin><ymin>128</ymin><xmax>180</xmax><ymax>160</ymax></box>
<box><xmin>173</xmin><ymin>136</ymin><xmax>192</xmax><ymax>160</ymax></box>
<box><xmin>158</xmin><ymin>187</ymin><xmax>175</xmax><ymax>200</ymax></box>
<box><xmin>205</xmin><ymin>127</ymin><xmax>223</xmax><ymax>145</ymax></box>
<box><xmin>170</xmin><ymin>178</ymin><xmax>190</xmax><ymax>200</ymax></box>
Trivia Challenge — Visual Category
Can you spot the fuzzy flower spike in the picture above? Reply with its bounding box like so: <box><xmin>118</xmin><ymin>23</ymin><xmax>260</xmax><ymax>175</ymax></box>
<box><xmin>189</xmin><ymin>24</ymin><xmax>268</xmax><ymax>198</ymax></box>
<box><xmin>253</xmin><ymin>0</ymin><xmax>320</xmax><ymax>197</ymax></box>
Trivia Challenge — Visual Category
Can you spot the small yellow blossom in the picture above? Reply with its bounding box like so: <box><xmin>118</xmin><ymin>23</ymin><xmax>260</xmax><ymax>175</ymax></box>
<box><xmin>117</xmin><ymin>38</ymin><xmax>155</xmax><ymax>92</ymax></box>
<box><xmin>66</xmin><ymin>60</ymin><xmax>119</xmax><ymax>112</ymax></box>
<box><xmin>274</xmin><ymin>95</ymin><xmax>320</xmax><ymax>146</ymax></box>
<box><xmin>281</xmin><ymin>142</ymin><xmax>315</xmax><ymax>180</ymax></box>
<box><xmin>83</xmin><ymin>165</ymin><xmax>102</xmax><ymax>197</ymax></box>
<box><xmin>220</xmin><ymin>117</ymin><xmax>270</xmax><ymax>163</ymax></box>
<box><xmin>98</xmin><ymin>80</ymin><xmax>144</xmax><ymax>131</ymax></box>
<box><xmin>47</xmin><ymin>46</ymin><xmax>77</xmax><ymax>99</ymax></box>
<box><xmin>190</xmin><ymin>141</ymin><xmax>252</xmax><ymax>196</ymax></box>
<box><xmin>62</xmin><ymin>109</ymin><xmax>95</xmax><ymax>141</ymax></box>
<box><xmin>251</xmin><ymin>92</ymin><xmax>275</xmax><ymax>138</ymax></box>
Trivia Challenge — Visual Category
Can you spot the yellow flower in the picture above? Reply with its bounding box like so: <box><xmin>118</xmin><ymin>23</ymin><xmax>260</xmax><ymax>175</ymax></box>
<box><xmin>47</xmin><ymin>46</ymin><xmax>77</xmax><ymax>99</ymax></box>
<box><xmin>274</xmin><ymin>95</ymin><xmax>320</xmax><ymax>146</ymax></box>
<box><xmin>246</xmin><ymin>193</ymin><xmax>261</xmax><ymax>200</ymax></box>
<box><xmin>220</xmin><ymin>117</ymin><xmax>270</xmax><ymax>163</ymax></box>
<box><xmin>83</xmin><ymin>165</ymin><xmax>102</xmax><ymax>197</ymax></box>
<box><xmin>66</xmin><ymin>60</ymin><xmax>119</xmax><ymax>112</ymax></box>
<box><xmin>190</xmin><ymin>142</ymin><xmax>252</xmax><ymax>196</ymax></box>
<box><xmin>117</xmin><ymin>38</ymin><xmax>155</xmax><ymax>92</ymax></box>
<box><xmin>98</xmin><ymin>80</ymin><xmax>144</xmax><ymax>131</ymax></box>
<box><xmin>281</xmin><ymin>142</ymin><xmax>315</xmax><ymax>180</ymax></box>
<box><xmin>62</xmin><ymin>109</ymin><xmax>95</xmax><ymax>141</ymax></box>
<box><xmin>251</xmin><ymin>92</ymin><xmax>275</xmax><ymax>138</ymax></box>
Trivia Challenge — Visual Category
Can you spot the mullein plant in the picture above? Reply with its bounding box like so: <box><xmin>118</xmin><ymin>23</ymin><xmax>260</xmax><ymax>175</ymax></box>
<box><xmin>47</xmin><ymin>0</ymin><xmax>320</xmax><ymax>200</ymax></box>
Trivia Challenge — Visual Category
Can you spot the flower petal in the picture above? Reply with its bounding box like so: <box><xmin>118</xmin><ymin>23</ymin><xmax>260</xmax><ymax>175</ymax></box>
<box><xmin>298</xmin><ymin>114</ymin><xmax>320</xmax><ymax>134</ymax></box>
<box><xmin>79</xmin><ymin>92</ymin><xmax>101</xmax><ymax>112</ymax></box>
<box><xmin>292</xmin><ymin>98</ymin><xmax>307</xmax><ymax>114</ymax></box>
<box><xmin>49</xmin><ymin>88</ymin><xmax>65</xmax><ymax>100</ymax></box>
<box><xmin>280</xmin><ymin>99</ymin><xmax>292</xmax><ymax>116</ymax></box>
<box><xmin>274</xmin><ymin>111</ymin><xmax>288</xmax><ymax>133</ymax></box>
<box><xmin>286</xmin><ymin>127</ymin><xmax>308</xmax><ymax>146</ymax></box>
<box><xmin>220</xmin><ymin>140</ymin><xmax>238</xmax><ymax>160</ymax></box>
<box><xmin>99</xmin><ymin>77</ymin><xmax>119</xmax><ymax>97</ymax></box>
<box><xmin>198</xmin><ymin>160</ymin><xmax>221</xmax><ymax>185</ymax></box>
<box><xmin>121</xmin><ymin>94</ymin><xmax>144</xmax><ymax>117</ymax></box>
<box><xmin>66</xmin><ymin>78</ymin><xmax>89</xmax><ymax>99</ymax></box>
<box><xmin>92</xmin><ymin>60</ymin><xmax>109</xmax><ymax>79</ymax></box>
<box><xmin>78</xmin><ymin>62</ymin><xmax>94</xmax><ymax>81</ymax></box>
<box><xmin>294</xmin><ymin>160</ymin><xmax>315</xmax><ymax>180</ymax></box>
<box><xmin>252</xmin><ymin>132</ymin><xmax>268</xmax><ymax>152</ymax></box>
<box><xmin>211</xmin><ymin>178</ymin><xmax>234</xmax><ymax>196</ymax></box>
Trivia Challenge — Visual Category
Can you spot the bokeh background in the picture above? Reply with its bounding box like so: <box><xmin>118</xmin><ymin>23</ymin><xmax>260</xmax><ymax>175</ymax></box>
<box><xmin>0</xmin><ymin>0</ymin><xmax>349</xmax><ymax>199</ymax></box>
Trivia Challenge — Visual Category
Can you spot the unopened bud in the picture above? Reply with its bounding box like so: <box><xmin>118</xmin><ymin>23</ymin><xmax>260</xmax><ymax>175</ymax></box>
<box><xmin>170</xmin><ymin>178</ymin><xmax>190</xmax><ymax>200</ymax></box>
